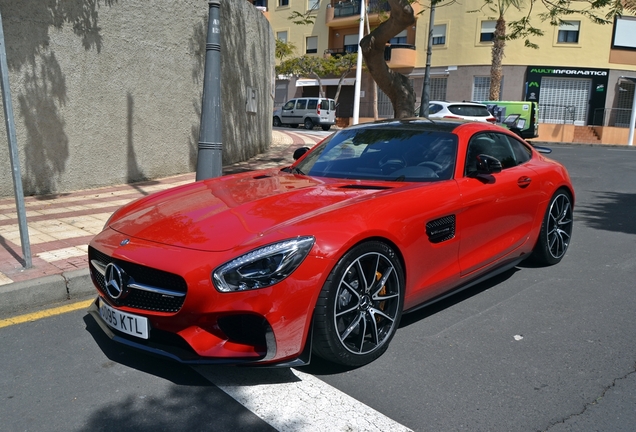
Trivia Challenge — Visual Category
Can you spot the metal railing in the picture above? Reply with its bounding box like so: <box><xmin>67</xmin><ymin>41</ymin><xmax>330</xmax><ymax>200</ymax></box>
<box><xmin>383</xmin><ymin>43</ymin><xmax>416</xmax><ymax>61</ymax></box>
<box><xmin>592</xmin><ymin>108</ymin><xmax>633</xmax><ymax>128</ymax></box>
<box><xmin>330</xmin><ymin>0</ymin><xmax>390</xmax><ymax>18</ymax></box>
<box><xmin>538</xmin><ymin>104</ymin><xmax>577</xmax><ymax>124</ymax></box>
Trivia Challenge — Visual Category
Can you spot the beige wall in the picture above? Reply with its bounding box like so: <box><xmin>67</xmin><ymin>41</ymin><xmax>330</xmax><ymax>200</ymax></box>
<box><xmin>0</xmin><ymin>0</ymin><xmax>274</xmax><ymax>197</ymax></box>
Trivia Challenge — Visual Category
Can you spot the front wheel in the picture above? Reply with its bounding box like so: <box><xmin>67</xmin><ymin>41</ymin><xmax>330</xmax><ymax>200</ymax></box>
<box><xmin>532</xmin><ymin>189</ymin><xmax>573</xmax><ymax>265</ymax></box>
<box><xmin>313</xmin><ymin>241</ymin><xmax>404</xmax><ymax>367</ymax></box>
<box><xmin>273</xmin><ymin>116</ymin><xmax>282</xmax><ymax>127</ymax></box>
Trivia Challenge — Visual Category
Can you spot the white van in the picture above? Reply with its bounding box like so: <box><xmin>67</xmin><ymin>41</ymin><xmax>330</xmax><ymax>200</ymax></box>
<box><xmin>273</xmin><ymin>97</ymin><xmax>336</xmax><ymax>131</ymax></box>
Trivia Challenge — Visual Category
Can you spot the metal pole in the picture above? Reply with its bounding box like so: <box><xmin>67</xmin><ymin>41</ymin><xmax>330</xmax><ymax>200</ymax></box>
<box><xmin>0</xmin><ymin>8</ymin><xmax>31</xmax><ymax>268</ymax></box>
<box><xmin>196</xmin><ymin>0</ymin><xmax>223</xmax><ymax>180</ymax></box>
<box><xmin>628</xmin><ymin>81</ymin><xmax>636</xmax><ymax>146</ymax></box>
<box><xmin>352</xmin><ymin>0</ymin><xmax>365</xmax><ymax>125</ymax></box>
<box><xmin>419</xmin><ymin>1</ymin><xmax>436</xmax><ymax>118</ymax></box>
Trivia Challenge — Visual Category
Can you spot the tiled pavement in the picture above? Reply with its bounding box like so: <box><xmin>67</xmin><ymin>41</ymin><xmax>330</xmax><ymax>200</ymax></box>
<box><xmin>0</xmin><ymin>129</ymin><xmax>323</xmax><ymax>290</ymax></box>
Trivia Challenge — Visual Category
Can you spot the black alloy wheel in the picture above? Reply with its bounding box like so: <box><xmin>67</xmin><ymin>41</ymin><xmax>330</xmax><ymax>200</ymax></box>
<box><xmin>532</xmin><ymin>189</ymin><xmax>573</xmax><ymax>265</ymax></box>
<box><xmin>313</xmin><ymin>241</ymin><xmax>404</xmax><ymax>367</ymax></box>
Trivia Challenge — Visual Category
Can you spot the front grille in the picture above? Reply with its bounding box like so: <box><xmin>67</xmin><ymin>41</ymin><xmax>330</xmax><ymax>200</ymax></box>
<box><xmin>89</xmin><ymin>246</ymin><xmax>188</xmax><ymax>313</ymax></box>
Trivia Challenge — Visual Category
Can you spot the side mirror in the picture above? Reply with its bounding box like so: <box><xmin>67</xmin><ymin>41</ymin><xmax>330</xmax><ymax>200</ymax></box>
<box><xmin>293</xmin><ymin>147</ymin><xmax>310</xmax><ymax>161</ymax></box>
<box><xmin>475</xmin><ymin>154</ymin><xmax>502</xmax><ymax>175</ymax></box>
<box><xmin>532</xmin><ymin>145</ymin><xmax>552</xmax><ymax>154</ymax></box>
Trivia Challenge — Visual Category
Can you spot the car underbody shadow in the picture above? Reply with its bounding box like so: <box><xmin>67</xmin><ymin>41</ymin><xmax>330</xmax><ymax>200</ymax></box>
<box><xmin>398</xmin><ymin>266</ymin><xmax>520</xmax><ymax>328</ymax></box>
<box><xmin>83</xmin><ymin>313</ymin><xmax>213</xmax><ymax>386</ymax></box>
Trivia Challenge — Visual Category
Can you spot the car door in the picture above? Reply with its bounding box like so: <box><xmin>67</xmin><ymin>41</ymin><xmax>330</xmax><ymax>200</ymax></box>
<box><xmin>456</xmin><ymin>132</ymin><xmax>540</xmax><ymax>276</ymax></box>
<box><xmin>281</xmin><ymin>99</ymin><xmax>297</xmax><ymax>124</ymax></box>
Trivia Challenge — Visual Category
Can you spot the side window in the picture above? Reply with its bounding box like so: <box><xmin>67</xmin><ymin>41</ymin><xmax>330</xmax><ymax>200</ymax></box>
<box><xmin>296</xmin><ymin>99</ymin><xmax>307</xmax><ymax>110</ymax></box>
<box><xmin>283</xmin><ymin>100</ymin><xmax>296</xmax><ymax>110</ymax></box>
<box><xmin>506</xmin><ymin>135</ymin><xmax>532</xmax><ymax>165</ymax></box>
<box><xmin>465</xmin><ymin>134</ymin><xmax>495</xmax><ymax>176</ymax></box>
<box><xmin>428</xmin><ymin>103</ymin><xmax>442</xmax><ymax>114</ymax></box>
<box><xmin>307</xmin><ymin>99</ymin><xmax>318</xmax><ymax>110</ymax></box>
<box><xmin>489</xmin><ymin>133</ymin><xmax>516</xmax><ymax>169</ymax></box>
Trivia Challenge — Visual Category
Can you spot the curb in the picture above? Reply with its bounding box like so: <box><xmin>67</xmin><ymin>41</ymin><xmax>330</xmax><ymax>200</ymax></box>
<box><xmin>0</xmin><ymin>269</ymin><xmax>93</xmax><ymax>316</ymax></box>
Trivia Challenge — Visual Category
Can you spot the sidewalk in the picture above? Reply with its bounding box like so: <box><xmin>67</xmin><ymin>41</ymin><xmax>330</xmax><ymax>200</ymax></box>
<box><xmin>0</xmin><ymin>129</ymin><xmax>324</xmax><ymax>315</ymax></box>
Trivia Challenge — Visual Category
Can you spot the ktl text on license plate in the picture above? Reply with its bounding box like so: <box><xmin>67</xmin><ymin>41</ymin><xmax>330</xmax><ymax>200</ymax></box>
<box><xmin>99</xmin><ymin>298</ymin><xmax>149</xmax><ymax>339</ymax></box>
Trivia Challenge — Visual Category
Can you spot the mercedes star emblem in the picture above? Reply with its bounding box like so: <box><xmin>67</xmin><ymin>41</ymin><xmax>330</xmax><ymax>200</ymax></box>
<box><xmin>104</xmin><ymin>263</ymin><xmax>129</xmax><ymax>300</ymax></box>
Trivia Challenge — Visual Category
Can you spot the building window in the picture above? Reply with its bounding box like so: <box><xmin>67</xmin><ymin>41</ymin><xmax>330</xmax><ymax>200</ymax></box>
<box><xmin>344</xmin><ymin>34</ymin><xmax>359</xmax><ymax>53</ymax></box>
<box><xmin>276</xmin><ymin>31</ymin><xmax>288</xmax><ymax>43</ymax></box>
<box><xmin>432</xmin><ymin>24</ymin><xmax>446</xmax><ymax>46</ymax></box>
<box><xmin>480</xmin><ymin>21</ymin><xmax>496</xmax><ymax>42</ymax></box>
<box><xmin>472</xmin><ymin>76</ymin><xmax>504</xmax><ymax>101</ymax></box>
<box><xmin>306</xmin><ymin>36</ymin><xmax>318</xmax><ymax>54</ymax></box>
<box><xmin>279</xmin><ymin>0</ymin><xmax>289</xmax><ymax>7</ymax></box>
<box><xmin>558</xmin><ymin>21</ymin><xmax>580</xmax><ymax>43</ymax></box>
<box><xmin>613</xmin><ymin>16</ymin><xmax>636</xmax><ymax>49</ymax></box>
<box><xmin>389</xmin><ymin>30</ymin><xmax>407</xmax><ymax>45</ymax></box>
<box><xmin>308</xmin><ymin>0</ymin><xmax>319</xmax><ymax>10</ymax></box>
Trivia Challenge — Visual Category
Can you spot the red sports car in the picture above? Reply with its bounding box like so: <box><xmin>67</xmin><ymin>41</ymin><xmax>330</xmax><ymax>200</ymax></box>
<box><xmin>88</xmin><ymin>119</ymin><xmax>574</xmax><ymax>367</ymax></box>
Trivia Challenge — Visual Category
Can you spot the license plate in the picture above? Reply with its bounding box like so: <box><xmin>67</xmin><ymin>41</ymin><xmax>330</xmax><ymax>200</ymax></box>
<box><xmin>99</xmin><ymin>298</ymin><xmax>149</xmax><ymax>339</ymax></box>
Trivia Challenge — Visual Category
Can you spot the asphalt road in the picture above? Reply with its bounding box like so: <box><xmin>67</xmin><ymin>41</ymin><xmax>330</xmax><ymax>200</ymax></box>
<box><xmin>1</xmin><ymin>144</ymin><xmax>635</xmax><ymax>431</ymax></box>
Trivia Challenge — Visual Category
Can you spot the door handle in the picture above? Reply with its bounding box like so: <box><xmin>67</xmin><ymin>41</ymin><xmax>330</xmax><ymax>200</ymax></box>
<box><xmin>517</xmin><ymin>176</ymin><xmax>532</xmax><ymax>188</ymax></box>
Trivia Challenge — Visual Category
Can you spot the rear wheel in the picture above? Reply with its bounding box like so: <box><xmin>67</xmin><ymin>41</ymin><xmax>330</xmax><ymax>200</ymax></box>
<box><xmin>304</xmin><ymin>118</ymin><xmax>314</xmax><ymax>130</ymax></box>
<box><xmin>321</xmin><ymin>125</ymin><xmax>331</xmax><ymax>131</ymax></box>
<box><xmin>532</xmin><ymin>189</ymin><xmax>573</xmax><ymax>265</ymax></box>
<box><xmin>289</xmin><ymin>124</ymin><xmax>298</xmax><ymax>129</ymax></box>
<box><xmin>313</xmin><ymin>241</ymin><xmax>404</xmax><ymax>367</ymax></box>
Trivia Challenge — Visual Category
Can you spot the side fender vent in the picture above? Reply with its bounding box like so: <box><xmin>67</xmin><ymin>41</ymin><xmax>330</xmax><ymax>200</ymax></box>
<box><xmin>426</xmin><ymin>215</ymin><xmax>456</xmax><ymax>243</ymax></box>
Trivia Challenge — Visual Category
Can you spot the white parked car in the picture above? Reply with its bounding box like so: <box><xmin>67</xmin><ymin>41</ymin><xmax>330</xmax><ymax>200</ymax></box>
<box><xmin>427</xmin><ymin>101</ymin><xmax>496</xmax><ymax>123</ymax></box>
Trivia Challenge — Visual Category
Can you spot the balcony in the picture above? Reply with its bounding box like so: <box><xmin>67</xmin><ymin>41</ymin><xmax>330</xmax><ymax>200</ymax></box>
<box><xmin>324</xmin><ymin>44</ymin><xmax>416</xmax><ymax>69</ymax></box>
<box><xmin>384</xmin><ymin>44</ymin><xmax>416</xmax><ymax>69</ymax></box>
<box><xmin>326</xmin><ymin>0</ymin><xmax>391</xmax><ymax>28</ymax></box>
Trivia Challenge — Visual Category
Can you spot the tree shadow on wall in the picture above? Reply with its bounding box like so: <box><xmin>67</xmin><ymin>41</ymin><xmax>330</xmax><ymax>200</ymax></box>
<box><xmin>576</xmin><ymin>191</ymin><xmax>636</xmax><ymax>236</ymax></box>
<box><xmin>0</xmin><ymin>0</ymin><xmax>117</xmax><ymax>194</ymax></box>
<box><xmin>187</xmin><ymin>19</ymin><xmax>206</xmax><ymax>171</ymax></box>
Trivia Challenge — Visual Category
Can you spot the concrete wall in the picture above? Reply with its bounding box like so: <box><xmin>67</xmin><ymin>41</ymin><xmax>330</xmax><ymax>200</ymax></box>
<box><xmin>0</xmin><ymin>0</ymin><xmax>274</xmax><ymax>197</ymax></box>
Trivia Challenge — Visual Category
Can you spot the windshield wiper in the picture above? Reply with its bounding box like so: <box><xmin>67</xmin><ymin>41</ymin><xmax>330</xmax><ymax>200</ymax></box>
<box><xmin>393</xmin><ymin>175</ymin><xmax>405</xmax><ymax>182</ymax></box>
<box><xmin>281</xmin><ymin>166</ymin><xmax>305</xmax><ymax>175</ymax></box>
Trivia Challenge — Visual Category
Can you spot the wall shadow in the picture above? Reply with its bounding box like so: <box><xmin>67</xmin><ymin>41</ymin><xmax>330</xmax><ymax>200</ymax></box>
<box><xmin>0</xmin><ymin>0</ymin><xmax>117</xmax><ymax>195</ymax></box>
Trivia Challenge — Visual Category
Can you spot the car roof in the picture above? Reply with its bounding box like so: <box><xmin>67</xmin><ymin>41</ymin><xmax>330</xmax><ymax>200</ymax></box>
<box><xmin>430</xmin><ymin>100</ymin><xmax>488</xmax><ymax>107</ymax></box>
<box><xmin>344</xmin><ymin>117</ymin><xmax>464</xmax><ymax>133</ymax></box>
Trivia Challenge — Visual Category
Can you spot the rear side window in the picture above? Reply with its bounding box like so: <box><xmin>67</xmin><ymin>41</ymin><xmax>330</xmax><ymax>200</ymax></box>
<box><xmin>448</xmin><ymin>104</ymin><xmax>490</xmax><ymax>117</ymax></box>
<box><xmin>296</xmin><ymin>99</ymin><xmax>307</xmax><ymax>109</ymax></box>
<box><xmin>307</xmin><ymin>99</ymin><xmax>318</xmax><ymax>110</ymax></box>
<box><xmin>428</xmin><ymin>104</ymin><xmax>443</xmax><ymax>114</ymax></box>
<box><xmin>320</xmin><ymin>100</ymin><xmax>332</xmax><ymax>110</ymax></box>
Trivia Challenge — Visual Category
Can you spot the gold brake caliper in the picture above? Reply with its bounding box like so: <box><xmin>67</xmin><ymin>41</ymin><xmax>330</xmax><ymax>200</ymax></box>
<box><xmin>376</xmin><ymin>271</ymin><xmax>386</xmax><ymax>322</ymax></box>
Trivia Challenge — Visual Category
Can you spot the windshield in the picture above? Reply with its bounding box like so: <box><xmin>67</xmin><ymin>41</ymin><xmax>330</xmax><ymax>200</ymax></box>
<box><xmin>296</xmin><ymin>126</ymin><xmax>458</xmax><ymax>182</ymax></box>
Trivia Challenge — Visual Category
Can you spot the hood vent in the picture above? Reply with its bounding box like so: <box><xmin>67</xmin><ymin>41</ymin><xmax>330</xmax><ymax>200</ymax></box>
<box><xmin>340</xmin><ymin>184</ymin><xmax>391</xmax><ymax>190</ymax></box>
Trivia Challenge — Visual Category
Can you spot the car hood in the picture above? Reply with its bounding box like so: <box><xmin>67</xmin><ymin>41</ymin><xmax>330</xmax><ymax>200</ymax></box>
<box><xmin>109</xmin><ymin>170</ymin><xmax>396</xmax><ymax>252</ymax></box>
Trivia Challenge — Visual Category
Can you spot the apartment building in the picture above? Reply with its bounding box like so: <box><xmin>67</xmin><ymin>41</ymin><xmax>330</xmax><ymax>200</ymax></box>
<box><xmin>252</xmin><ymin>0</ymin><xmax>636</xmax><ymax>143</ymax></box>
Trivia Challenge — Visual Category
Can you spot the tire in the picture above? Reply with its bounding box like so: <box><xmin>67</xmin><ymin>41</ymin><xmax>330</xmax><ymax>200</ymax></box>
<box><xmin>289</xmin><ymin>124</ymin><xmax>299</xmax><ymax>129</ymax></box>
<box><xmin>532</xmin><ymin>189</ymin><xmax>573</xmax><ymax>266</ymax></box>
<box><xmin>304</xmin><ymin>118</ymin><xmax>314</xmax><ymax>130</ymax></box>
<box><xmin>321</xmin><ymin>125</ymin><xmax>331</xmax><ymax>131</ymax></box>
<box><xmin>273</xmin><ymin>116</ymin><xmax>282</xmax><ymax>127</ymax></box>
<box><xmin>313</xmin><ymin>241</ymin><xmax>404</xmax><ymax>367</ymax></box>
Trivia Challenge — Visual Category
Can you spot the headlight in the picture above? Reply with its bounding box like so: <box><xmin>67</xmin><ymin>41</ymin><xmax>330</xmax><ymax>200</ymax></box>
<box><xmin>212</xmin><ymin>236</ymin><xmax>315</xmax><ymax>292</ymax></box>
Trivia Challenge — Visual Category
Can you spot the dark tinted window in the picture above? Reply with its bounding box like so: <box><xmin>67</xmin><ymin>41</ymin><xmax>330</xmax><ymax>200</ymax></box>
<box><xmin>448</xmin><ymin>104</ymin><xmax>491</xmax><ymax>117</ymax></box>
<box><xmin>428</xmin><ymin>104</ymin><xmax>443</xmax><ymax>114</ymax></box>
<box><xmin>465</xmin><ymin>132</ymin><xmax>532</xmax><ymax>175</ymax></box>
<box><xmin>307</xmin><ymin>99</ymin><xmax>318</xmax><ymax>109</ymax></box>
<box><xmin>296</xmin><ymin>126</ymin><xmax>458</xmax><ymax>182</ymax></box>
<box><xmin>296</xmin><ymin>99</ymin><xmax>307</xmax><ymax>109</ymax></box>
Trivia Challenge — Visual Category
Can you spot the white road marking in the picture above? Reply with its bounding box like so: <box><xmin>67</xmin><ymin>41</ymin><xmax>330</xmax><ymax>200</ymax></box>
<box><xmin>194</xmin><ymin>366</ymin><xmax>412</xmax><ymax>432</ymax></box>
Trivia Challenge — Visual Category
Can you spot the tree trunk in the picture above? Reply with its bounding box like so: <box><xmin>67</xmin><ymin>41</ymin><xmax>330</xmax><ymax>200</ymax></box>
<box><xmin>489</xmin><ymin>15</ymin><xmax>506</xmax><ymax>101</ymax></box>
<box><xmin>360</xmin><ymin>0</ymin><xmax>416</xmax><ymax>118</ymax></box>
